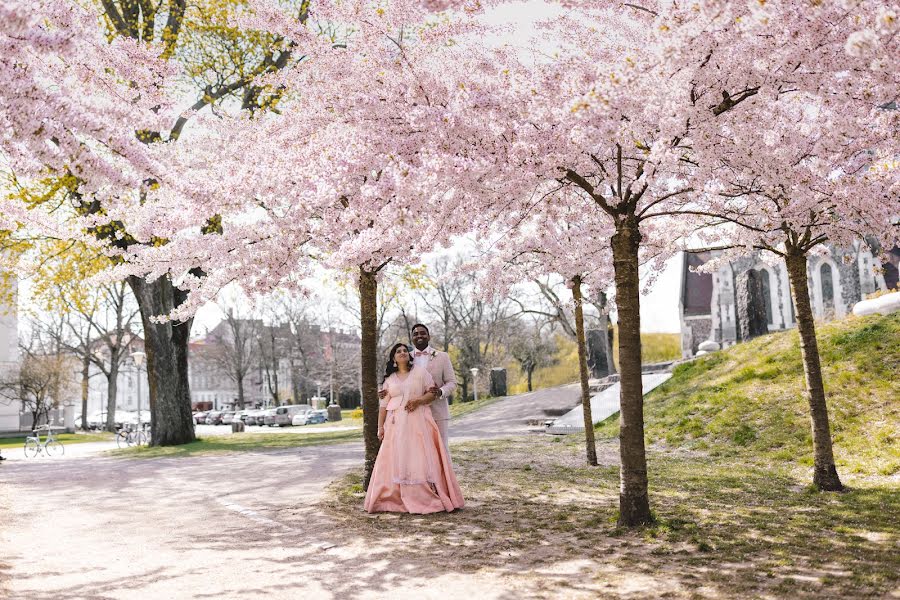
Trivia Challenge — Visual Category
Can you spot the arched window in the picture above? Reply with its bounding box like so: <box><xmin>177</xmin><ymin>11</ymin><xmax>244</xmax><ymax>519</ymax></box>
<box><xmin>820</xmin><ymin>263</ymin><xmax>835</xmax><ymax>313</ymax></box>
<box><xmin>760</xmin><ymin>269</ymin><xmax>773</xmax><ymax>325</ymax></box>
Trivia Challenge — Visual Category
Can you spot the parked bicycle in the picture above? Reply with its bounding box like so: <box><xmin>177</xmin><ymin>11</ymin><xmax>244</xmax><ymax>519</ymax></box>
<box><xmin>24</xmin><ymin>426</ymin><xmax>65</xmax><ymax>458</ymax></box>
<box><xmin>116</xmin><ymin>422</ymin><xmax>150</xmax><ymax>449</ymax></box>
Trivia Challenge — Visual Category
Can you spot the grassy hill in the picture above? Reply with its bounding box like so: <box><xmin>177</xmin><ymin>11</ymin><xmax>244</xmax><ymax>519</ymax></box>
<box><xmin>507</xmin><ymin>332</ymin><xmax>681</xmax><ymax>395</ymax></box>
<box><xmin>596</xmin><ymin>312</ymin><xmax>900</xmax><ymax>478</ymax></box>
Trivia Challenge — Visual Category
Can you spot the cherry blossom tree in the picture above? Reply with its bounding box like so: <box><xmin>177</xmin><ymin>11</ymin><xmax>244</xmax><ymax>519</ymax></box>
<box><xmin>686</xmin><ymin>98</ymin><xmax>897</xmax><ymax>492</ymax></box>
<box><xmin>635</xmin><ymin>0</ymin><xmax>899</xmax><ymax>492</ymax></box>
<box><xmin>455</xmin><ymin>0</ymin><xmax>899</xmax><ymax>524</ymax></box>
<box><xmin>450</xmin><ymin>6</ymin><xmax>698</xmax><ymax>526</ymax></box>
<box><xmin>0</xmin><ymin>0</ymin><xmax>171</xmax><ymax>191</ymax></box>
<box><xmin>149</xmin><ymin>0</ymin><xmax>490</xmax><ymax>482</ymax></box>
<box><xmin>482</xmin><ymin>192</ymin><xmax>614</xmax><ymax>466</ymax></box>
<box><xmin>3</xmin><ymin>0</ymin><xmax>316</xmax><ymax>446</ymax></box>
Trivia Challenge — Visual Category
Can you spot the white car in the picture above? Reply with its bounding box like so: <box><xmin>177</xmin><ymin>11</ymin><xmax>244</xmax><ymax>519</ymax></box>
<box><xmin>293</xmin><ymin>409</ymin><xmax>327</xmax><ymax>426</ymax></box>
<box><xmin>291</xmin><ymin>410</ymin><xmax>314</xmax><ymax>426</ymax></box>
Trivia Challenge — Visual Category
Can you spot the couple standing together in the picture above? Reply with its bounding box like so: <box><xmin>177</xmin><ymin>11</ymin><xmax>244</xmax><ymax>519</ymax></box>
<box><xmin>364</xmin><ymin>323</ymin><xmax>465</xmax><ymax>514</ymax></box>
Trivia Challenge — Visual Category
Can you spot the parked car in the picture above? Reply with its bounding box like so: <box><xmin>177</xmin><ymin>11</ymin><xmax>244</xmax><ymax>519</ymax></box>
<box><xmin>221</xmin><ymin>411</ymin><xmax>237</xmax><ymax>425</ymax></box>
<box><xmin>193</xmin><ymin>411</ymin><xmax>209</xmax><ymax>425</ymax></box>
<box><xmin>205</xmin><ymin>410</ymin><xmax>224</xmax><ymax>425</ymax></box>
<box><xmin>243</xmin><ymin>410</ymin><xmax>263</xmax><ymax>426</ymax></box>
<box><xmin>80</xmin><ymin>412</ymin><xmax>109</xmax><ymax>430</ymax></box>
<box><xmin>294</xmin><ymin>410</ymin><xmax>327</xmax><ymax>426</ymax></box>
<box><xmin>270</xmin><ymin>405</ymin><xmax>309</xmax><ymax>427</ymax></box>
<box><xmin>260</xmin><ymin>408</ymin><xmax>279</xmax><ymax>427</ymax></box>
<box><xmin>229</xmin><ymin>411</ymin><xmax>249</xmax><ymax>425</ymax></box>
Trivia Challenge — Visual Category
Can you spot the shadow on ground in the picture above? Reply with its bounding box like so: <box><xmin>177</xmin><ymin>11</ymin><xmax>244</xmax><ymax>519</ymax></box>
<box><xmin>1</xmin><ymin>435</ymin><xmax>897</xmax><ymax>599</ymax></box>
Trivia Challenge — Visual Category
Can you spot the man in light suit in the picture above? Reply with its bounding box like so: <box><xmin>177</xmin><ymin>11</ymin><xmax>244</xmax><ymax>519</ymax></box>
<box><xmin>402</xmin><ymin>323</ymin><xmax>457</xmax><ymax>453</ymax></box>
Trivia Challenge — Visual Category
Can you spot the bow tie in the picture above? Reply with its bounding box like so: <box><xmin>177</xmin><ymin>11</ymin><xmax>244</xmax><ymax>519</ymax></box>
<box><xmin>414</xmin><ymin>350</ymin><xmax>428</xmax><ymax>357</ymax></box>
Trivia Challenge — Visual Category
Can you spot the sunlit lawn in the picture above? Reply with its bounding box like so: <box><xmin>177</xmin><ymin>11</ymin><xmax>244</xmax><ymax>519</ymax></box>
<box><xmin>330</xmin><ymin>435</ymin><xmax>899</xmax><ymax>599</ymax></box>
<box><xmin>112</xmin><ymin>429</ymin><xmax>361</xmax><ymax>458</ymax></box>
<box><xmin>0</xmin><ymin>431</ymin><xmax>114</xmax><ymax>450</ymax></box>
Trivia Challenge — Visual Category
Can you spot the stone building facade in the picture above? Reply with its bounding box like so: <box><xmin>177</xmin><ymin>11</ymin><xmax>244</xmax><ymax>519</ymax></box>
<box><xmin>679</xmin><ymin>242</ymin><xmax>900</xmax><ymax>357</ymax></box>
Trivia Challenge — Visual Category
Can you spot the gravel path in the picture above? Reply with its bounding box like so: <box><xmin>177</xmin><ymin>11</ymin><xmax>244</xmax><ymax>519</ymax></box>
<box><xmin>0</xmin><ymin>385</ymin><xmax>580</xmax><ymax>600</ymax></box>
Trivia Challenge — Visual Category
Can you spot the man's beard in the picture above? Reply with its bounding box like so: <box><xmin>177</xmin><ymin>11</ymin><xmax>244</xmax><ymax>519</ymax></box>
<box><xmin>412</xmin><ymin>340</ymin><xmax>429</xmax><ymax>351</ymax></box>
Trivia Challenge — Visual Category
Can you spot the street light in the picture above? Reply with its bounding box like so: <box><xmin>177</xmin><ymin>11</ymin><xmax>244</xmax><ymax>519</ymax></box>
<box><xmin>131</xmin><ymin>351</ymin><xmax>146</xmax><ymax>431</ymax></box>
<box><xmin>470</xmin><ymin>367</ymin><xmax>479</xmax><ymax>403</ymax></box>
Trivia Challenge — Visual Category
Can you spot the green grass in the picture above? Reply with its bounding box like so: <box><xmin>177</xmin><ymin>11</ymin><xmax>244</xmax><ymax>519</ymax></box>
<box><xmin>612</xmin><ymin>330</ymin><xmax>682</xmax><ymax>367</ymax></box>
<box><xmin>508</xmin><ymin>331</ymin><xmax>682</xmax><ymax>395</ymax></box>
<box><xmin>596</xmin><ymin>313</ymin><xmax>900</xmax><ymax>477</ymax></box>
<box><xmin>303</xmin><ymin>416</ymin><xmax>362</xmax><ymax>429</ymax></box>
<box><xmin>328</xmin><ymin>436</ymin><xmax>900</xmax><ymax>598</ymax></box>
<box><xmin>0</xmin><ymin>431</ymin><xmax>114</xmax><ymax>450</ymax></box>
<box><xmin>111</xmin><ymin>429</ymin><xmax>361</xmax><ymax>458</ymax></box>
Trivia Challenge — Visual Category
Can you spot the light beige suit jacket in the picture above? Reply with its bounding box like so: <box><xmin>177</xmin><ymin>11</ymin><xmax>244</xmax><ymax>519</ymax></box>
<box><xmin>413</xmin><ymin>347</ymin><xmax>457</xmax><ymax>451</ymax></box>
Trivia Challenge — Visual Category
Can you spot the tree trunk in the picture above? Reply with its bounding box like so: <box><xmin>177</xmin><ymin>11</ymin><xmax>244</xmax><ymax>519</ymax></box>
<box><xmin>105</xmin><ymin>361</ymin><xmax>119</xmax><ymax>432</ymax></box>
<box><xmin>527</xmin><ymin>369</ymin><xmax>534</xmax><ymax>392</ymax></box>
<box><xmin>237</xmin><ymin>375</ymin><xmax>246</xmax><ymax>410</ymax></box>
<box><xmin>598</xmin><ymin>292</ymin><xmax>617</xmax><ymax>375</ymax></box>
<box><xmin>611</xmin><ymin>218</ymin><xmax>653</xmax><ymax>526</ymax></box>
<box><xmin>572</xmin><ymin>276</ymin><xmax>598</xmax><ymax>466</ymax></box>
<box><xmin>81</xmin><ymin>354</ymin><xmax>90</xmax><ymax>430</ymax></box>
<box><xmin>129</xmin><ymin>275</ymin><xmax>196</xmax><ymax>446</ymax></box>
<box><xmin>784</xmin><ymin>251</ymin><xmax>844</xmax><ymax>491</ymax></box>
<box><xmin>359</xmin><ymin>267</ymin><xmax>380</xmax><ymax>490</ymax></box>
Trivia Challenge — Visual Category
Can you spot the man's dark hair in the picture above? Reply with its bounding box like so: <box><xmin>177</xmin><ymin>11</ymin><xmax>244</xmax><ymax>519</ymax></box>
<box><xmin>410</xmin><ymin>323</ymin><xmax>430</xmax><ymax>335</ymax></box>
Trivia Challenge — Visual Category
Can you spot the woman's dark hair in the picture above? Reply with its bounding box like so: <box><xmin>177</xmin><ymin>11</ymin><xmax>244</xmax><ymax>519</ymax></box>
<box><xmin>383</xmin><ymin>343</ymin><xmax>413</xmax><ymax>381</ymax></box>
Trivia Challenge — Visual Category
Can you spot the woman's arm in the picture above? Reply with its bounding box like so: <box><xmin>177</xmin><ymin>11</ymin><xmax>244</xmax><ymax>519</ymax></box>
<box><xmin>406</xmin><ymin>390</ymin><xmax>436</xmax><ymax>413</ymax></box>
<box><xmin>378</xmin><ymin>406</ymin><xmax>387</xmax><ymax>440</ymax></box>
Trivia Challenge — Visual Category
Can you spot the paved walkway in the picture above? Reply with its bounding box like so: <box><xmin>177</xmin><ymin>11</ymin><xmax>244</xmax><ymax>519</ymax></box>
<box><xmin>549</xmin><ymin>373</ymin><xmax>672</xmax><ymax>432</ymax></box>
<box><xmin>0</xmin><ymin>385</ymin><xmax>579</xmax><ymax>600</ymax></box>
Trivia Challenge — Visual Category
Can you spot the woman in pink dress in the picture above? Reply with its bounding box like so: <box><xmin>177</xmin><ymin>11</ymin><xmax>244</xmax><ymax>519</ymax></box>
<box><xmin>364</xmin><ymin>342</ymin><xmax>464</xmax><ymax>514</ymax></box>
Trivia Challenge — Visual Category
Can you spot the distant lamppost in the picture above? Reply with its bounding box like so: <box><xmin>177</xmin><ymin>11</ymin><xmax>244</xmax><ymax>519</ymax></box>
<box><xmin>131</xmin><ymin>351</ymin><xmax>146</xmax><ymax>429</ymax></box>
<box><xmin>470</xmin><ymin>368</ymin><xmax>479</xmax><ymax>403</ymax></box>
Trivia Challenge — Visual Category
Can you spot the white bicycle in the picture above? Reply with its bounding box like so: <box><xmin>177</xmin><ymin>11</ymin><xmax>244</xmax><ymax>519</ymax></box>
<box><xmin>24</xmin><ymin>426</ymin><xmax>65</xmax><ymax>458</ymax></box>
<box><xmin>116</xmin><ymin>422</ymin><xmax>149</xmax><ymax>448</ymax></box>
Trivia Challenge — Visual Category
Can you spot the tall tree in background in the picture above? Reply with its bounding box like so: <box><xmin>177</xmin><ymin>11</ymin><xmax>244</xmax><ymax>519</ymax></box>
<box><xmin>484</xmin><ymin>192</ymin><xmax>614</xmax><ymax>465</ymax></box>
<box><xmin>208</xmin><ymin>306</ymin><xmax>260</xmax><ymax>410</ymax></box>
<box><xmin>29</xmin><ymin>246</ymin><xmax>141</xmax><ymax>432</ymax></box>
<box><xmin>508</xmin><ymin>320</ymin><xmax>557</xmax><ymax>392</ymax></box>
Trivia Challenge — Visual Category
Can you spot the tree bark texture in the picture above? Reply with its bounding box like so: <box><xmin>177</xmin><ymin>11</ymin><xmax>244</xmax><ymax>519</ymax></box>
<box><xmin>129</xmin><ymin>275</ymin><xmax>196</xmax><ymax>446</ymax></box>
<box><xmin>572</xmin><ymin>276</ymin><xmax>598</xmax><ymax>466</ymax></box>
<box><xmin>784</xmin><ymin>251</ymin><xmax>844</xmax><ymax>491</ymax></box>
<box><xmin>611</xmin><ymin>219</ymin><xmax>653</xmax><ymax>526</ymax></box>
<box><xmin>105</xmin><ymin>361</ymin><xmax>119</xmax><ymax>433</ymax></box>
<box><xmin>237</xmin><ymin>376</ymin><xmax>246</xmax><ymax>410</ymax></box>
<box><xmin>359</xmin><ymin>268</ymin><xmax>380</xmax><ymax>490</ymax></box>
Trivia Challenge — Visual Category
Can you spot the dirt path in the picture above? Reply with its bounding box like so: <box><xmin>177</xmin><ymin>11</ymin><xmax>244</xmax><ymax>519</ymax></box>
<box><xmin>0</xmin><ymin>386</ymin><xmax>580</xmax><ymax>600</ymax></box>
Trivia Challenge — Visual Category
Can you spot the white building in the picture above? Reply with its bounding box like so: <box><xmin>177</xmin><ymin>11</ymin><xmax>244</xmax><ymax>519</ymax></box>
<box><xmin>0</xmin><ymin>280</ymin><xmax>19</xmax><ymax>432</ymax></box>
<box><xmin>85</xmin><ymin>355</ymin><xmax>151</xmax><ymax>421</ymax></box>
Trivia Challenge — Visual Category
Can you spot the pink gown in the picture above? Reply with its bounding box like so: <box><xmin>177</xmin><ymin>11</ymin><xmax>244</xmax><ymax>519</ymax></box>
<box><xmin>364</xmin><ymin>366</ymin><xmax>464</xmax><ymax>514</ymax></box>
